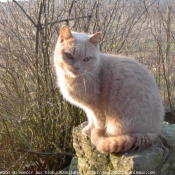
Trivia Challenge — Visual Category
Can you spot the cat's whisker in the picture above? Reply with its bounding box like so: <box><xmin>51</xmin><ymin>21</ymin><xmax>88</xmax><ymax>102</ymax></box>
<box><xmin>83</xmin><ymin>77</ymin><xmax>87</xmax><ymax>93</ymax></box>
<box><xmin>84</xmin><ymin>73</ymin><xmax>93</xmax><ymax>85</ymax></box>
<box><xmin>85</xmin><ymin>73</ymin><xmax>96</xmax><ymax>89</ymax></box>
<box><xmin>87</xmin><ymin>72</ymin><xmax>99</xmax><ymax>81</ymax></box>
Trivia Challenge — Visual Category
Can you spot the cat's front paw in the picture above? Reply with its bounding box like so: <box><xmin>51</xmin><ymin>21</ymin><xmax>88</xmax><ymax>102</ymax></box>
<box><xmin>82</xmin><ymin>126</ymin><xmax>92</xmax><ymax>136</ymax></box>
<box><xmin>81</xmin><ymin>121</ymin><xmax>94</xmax><ymax>136</ymax></box>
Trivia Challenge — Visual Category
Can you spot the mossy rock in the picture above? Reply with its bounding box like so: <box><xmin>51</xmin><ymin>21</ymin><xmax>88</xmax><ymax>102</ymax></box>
<box><xmin>72</xmin><ymin>123</ymin><xmax>175</xmax><ymax>175</ymax></box>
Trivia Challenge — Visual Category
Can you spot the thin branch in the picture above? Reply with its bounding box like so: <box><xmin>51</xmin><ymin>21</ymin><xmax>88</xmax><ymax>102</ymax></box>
<box><xmin>16</xmin><ymin>148</ymin><xmax>76</xmax><ymax>157</ymax></box>
<box><xmin>117</xmin><ymin>0</ymin><xmax>158</xmax><ymax>53</ymax></box>
<box><xmin>48</xmin><ymin>15</ymin><xmax>91</xmax><ymax>25</ymax></box>
<box><xmin>65</xmin><ymin>0</ymin><xmax>76</xmax><ymax>26</ymax></box>
<box><xmin>12</xmin><ymin>0</ymin><xmax>36</xmax><ymax>27</ymax></box>
<box><xmin>12</xmin><ymin>0</ymin><xmax>90</xmax><ymax>28</ymax></box>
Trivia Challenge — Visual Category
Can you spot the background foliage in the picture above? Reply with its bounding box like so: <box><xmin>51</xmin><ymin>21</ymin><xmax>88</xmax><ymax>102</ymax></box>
<box><xmin>0</xmin><ymin>0</ymin><xmax>175</xmax><ymax>171</ymax></box>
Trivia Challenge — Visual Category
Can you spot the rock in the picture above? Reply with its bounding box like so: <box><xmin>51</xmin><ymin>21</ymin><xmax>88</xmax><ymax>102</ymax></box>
<box><xmin>72</xmin><ymin>122</ymin><xmax>175</xmax><ymax>175</ymax></box>
<box><xmin>68</xmin><ymin>157</ymin><xmax>79</xmax><ymax>175</ymax></box>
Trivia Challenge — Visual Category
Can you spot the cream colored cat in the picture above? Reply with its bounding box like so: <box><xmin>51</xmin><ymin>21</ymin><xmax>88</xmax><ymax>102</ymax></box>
<box><xmin>54</xmin><ymin>26</ymin><xmax>164</xmax><ymax>153</ymax></box>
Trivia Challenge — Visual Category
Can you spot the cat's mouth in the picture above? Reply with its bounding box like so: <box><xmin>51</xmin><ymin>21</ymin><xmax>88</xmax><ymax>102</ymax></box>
<box><xmin>66</xmin><ymin>69</ymin><xmax>84</xmax><ymax>78</ymax></box>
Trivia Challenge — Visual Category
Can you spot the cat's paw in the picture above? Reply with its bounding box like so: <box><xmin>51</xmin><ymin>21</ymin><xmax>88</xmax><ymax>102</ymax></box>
<box><xmin>81</xmin><ymin>121</ymin><xmax>94</xmax><ymax>136</ymax></box>
<box><xmin>82</xmin><ymin>127</ymin><xmax>92</xmax><ymax>136</ymax></box>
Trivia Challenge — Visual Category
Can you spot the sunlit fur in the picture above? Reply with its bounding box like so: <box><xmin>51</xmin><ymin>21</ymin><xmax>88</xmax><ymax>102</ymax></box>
<box><xmin>54</xmin><ymin>26</ymin><xmax>164</xmax><ymax>153</ymax></box>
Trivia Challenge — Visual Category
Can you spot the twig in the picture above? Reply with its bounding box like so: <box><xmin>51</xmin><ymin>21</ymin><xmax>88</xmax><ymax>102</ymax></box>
<box><xmin>12</xmin><ymin>0</ymin><xmax>91</xmax><ymax>27</ymax></box>
<box><xmin>48</xmin><ymin>15</ymin><xmax>91</xmax><ymax>25</ymax></box>
<box><xmin>12</xmin><ymin>0</ymin><xmax>36</xmax><ymax>27</ymax></box>
<box><xmin>16</xmin><ymin>148</ymin><xmax>76</xmax><ymax>157</ymax></box>
<box><xmin>65</xmin><ymin>0</ymin><xmax>76</xmax><ymax>26</ymax></box>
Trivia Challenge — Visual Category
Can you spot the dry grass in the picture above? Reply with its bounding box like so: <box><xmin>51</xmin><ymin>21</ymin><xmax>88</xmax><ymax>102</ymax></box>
<box><xmin>0</xmin><ymin>62</ymin><xmax>86</xmax><ymax>170</ymax></box>
<box><xmin>0</xmin><ymin>1</ymin><xmax>86</xmax><ymax>171</ymax></box>
<box><xmin>0</xmin><ymin>0</ymin><xmax>175</xmax><ymax>171</ymax></box>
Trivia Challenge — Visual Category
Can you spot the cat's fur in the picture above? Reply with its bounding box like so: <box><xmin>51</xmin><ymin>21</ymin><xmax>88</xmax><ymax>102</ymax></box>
<box><xmin>54</xmin><ymin>26</ymin><xmax>164</xmax><ymax>153</ymax></box>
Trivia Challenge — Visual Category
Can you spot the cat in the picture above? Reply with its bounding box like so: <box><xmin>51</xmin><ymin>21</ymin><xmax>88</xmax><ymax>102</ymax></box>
<box><xmin>54</xmin><ymin>26</ymin><xmax>164</xmax><ymax>153</ymax></box>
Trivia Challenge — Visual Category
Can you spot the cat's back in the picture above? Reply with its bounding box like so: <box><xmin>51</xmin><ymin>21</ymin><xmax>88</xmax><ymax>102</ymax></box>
<box><xmin>100</xmin><ymin>53</ymin><xmax>157</xmax><ymax>89</ymax></box>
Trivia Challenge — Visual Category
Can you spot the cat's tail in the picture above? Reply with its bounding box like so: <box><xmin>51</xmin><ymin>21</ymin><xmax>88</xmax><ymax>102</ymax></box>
<box><xmin>91</xmin><ymin>129</ymin><xmax>158</xmax><ymax>153</ymax></box>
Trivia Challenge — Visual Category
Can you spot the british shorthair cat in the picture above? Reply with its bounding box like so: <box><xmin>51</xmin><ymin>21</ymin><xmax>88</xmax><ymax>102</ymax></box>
<box><xmin>54</xmin><ymin>26</ymin><xmax>164</xmax><ymax>153</ymax></box>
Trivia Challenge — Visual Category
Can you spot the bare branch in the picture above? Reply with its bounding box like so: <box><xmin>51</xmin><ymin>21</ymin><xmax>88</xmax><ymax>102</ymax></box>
<box><xmin>48</xmin><ymin>15</ymin><xmax>91</xmax><ymax>26</ymax></box>
<box><xmin>12</xmin><ymin>0</ymin><xmax>36</xmax><ymax>27</ymax></box>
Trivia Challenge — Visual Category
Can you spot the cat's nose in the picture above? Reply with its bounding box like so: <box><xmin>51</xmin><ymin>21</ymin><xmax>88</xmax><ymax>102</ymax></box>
<box><xmin>73</xmin><ymin>62</ymin><xmax>81</xmax><ymax>71</ymax></box>
<box><xmin>74</xmin><ymin>66</ymin><xmax>80</xmax><ymax>70</ymax></box>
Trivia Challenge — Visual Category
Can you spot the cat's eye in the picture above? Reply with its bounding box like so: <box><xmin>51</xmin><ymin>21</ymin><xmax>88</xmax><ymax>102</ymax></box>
<box><xmin>64</xmin><ymin>52</ymin><xmax>73</xmax><ymax>60</ymax></box>
<box><xmin>83</xmin><ymin>57</ymin><xmax>91</xmax><ymax>62</ymax></box>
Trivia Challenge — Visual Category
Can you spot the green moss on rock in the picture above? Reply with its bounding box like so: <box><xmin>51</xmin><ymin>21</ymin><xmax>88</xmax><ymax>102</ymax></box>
<box><xmin>71</xmin><ymin>123</ymin><xmax>175</xmax><ymax>175</ymax></box>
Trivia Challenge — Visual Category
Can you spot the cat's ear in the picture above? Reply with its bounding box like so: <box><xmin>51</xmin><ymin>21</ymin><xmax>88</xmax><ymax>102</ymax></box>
<box><xmin>89</xmin><ymin>32</ymin><xmax>101</xmax><ymax>46</ymax></box>
<box><xmin>59</xmin><ymin>26</ymin><xmax>73</xmax><ymax>43</ymax></box>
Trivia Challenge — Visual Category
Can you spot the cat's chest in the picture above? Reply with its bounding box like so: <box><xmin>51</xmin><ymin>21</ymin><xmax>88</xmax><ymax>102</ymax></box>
<box><xmin>58</xmin><ymin>75</ymin><xmax>99</xmax><ymax>108</ymax></box>
<box><xmin>58</xmin><ymin>76</ymin><xmax>74</xmax><ymax>98</ymax></box>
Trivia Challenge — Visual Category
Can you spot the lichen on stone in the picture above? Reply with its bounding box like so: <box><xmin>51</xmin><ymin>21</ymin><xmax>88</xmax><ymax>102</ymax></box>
<box><xmin>71</xmin><ymin>123</ymin><xmax>175</xmax><ymax>175</ymax></box>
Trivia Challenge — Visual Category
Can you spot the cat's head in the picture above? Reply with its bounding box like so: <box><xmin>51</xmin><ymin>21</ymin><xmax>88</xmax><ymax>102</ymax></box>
<box><xmin>54</xmin><ymin>26</ymin><xmax>101</xmax><ymax>78</ymax></box>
